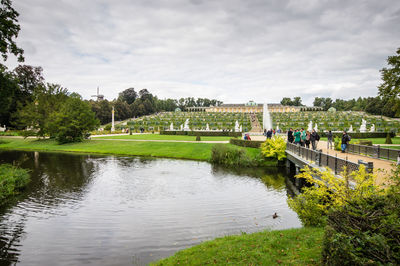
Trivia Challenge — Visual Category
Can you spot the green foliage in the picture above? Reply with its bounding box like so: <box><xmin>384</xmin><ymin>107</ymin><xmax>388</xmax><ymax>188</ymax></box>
<box><xmin>322</xmin><ymin>192</ymin><xmax>400</xmax><ymax>265</ymax></box>
<box><xmin>229</xmin><ymin>138</ymin><xmax>263</xmax><ymax>148</ymax></box>
<box><xmin>161</xmin><ymin>130</ymin><xmax>242</xmax><ymax>137</ymax></box>
<box><xmin>385</xmin><ymin>132</ymin><xmax>393</xmax><ymax>144</ymax></box>
<box><xmin>195</xmin><ymin>135</ymin><xmax>201</xmax><ymax>141</ymax></box>
<box><xmin>49</xmin><ymin>96</ymin><xmax>100</xmax><ymax>143</ymax></box>
<box><xmin>0</xmin><ymin>0</ymin><xmax>24</xmax><ymax>64</ymax></box>
<box><xmin>211</xmin><ymin>144</ymin><xmax>258</xmax><ymax>167</ymax></box>
<box><xmin>379</xmin><ymin>47</ymin><xmax>400</xmax><ymax>116</ymax></box>
<box><xmin>287</xmin><ymin>165</ymin><xmax>380</xmax><ymax>227</ymax></box>
<box><xmin>0</xmin><ymin>164</ymin><xmax>30</xmax><ymax>205</ymax></box>
<box><xmin>333</xmin><ymin>136</ymin><xmax>341</xmax><ymax>151</ymax></box>
<box><xmin>260</xmin><ymin>136</ymin><xmax>286</xmax><ymax>161</ymax></box>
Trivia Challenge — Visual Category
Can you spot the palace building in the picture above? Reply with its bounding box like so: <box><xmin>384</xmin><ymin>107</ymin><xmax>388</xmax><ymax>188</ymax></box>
<box><xmin>186</xmin><ymin>100</ymin><xmax>317</xmax><ymax>113</ymax></box>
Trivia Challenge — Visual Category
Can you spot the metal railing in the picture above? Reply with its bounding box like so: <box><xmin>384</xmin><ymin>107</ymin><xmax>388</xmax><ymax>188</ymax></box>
<box><xmin>286</xmin><ymin>142</ymin><xmax>373</xmax><ymax>175</ymax></box>
<box><xmin>347</xmin><ymin>143</ymin><xmax>400</xmax><ymax>161</ymax></box>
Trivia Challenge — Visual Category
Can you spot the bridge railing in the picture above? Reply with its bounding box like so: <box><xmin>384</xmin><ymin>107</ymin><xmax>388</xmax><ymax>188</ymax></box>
<box><xmin>347</xmin><ymin>143</ymin><xmax>400</xmax><ymax>161</ymax></box>
<box><xmin>286</xmin><ymin>142</ymin><xmax>373</xmax><ymax>175</ymax></box>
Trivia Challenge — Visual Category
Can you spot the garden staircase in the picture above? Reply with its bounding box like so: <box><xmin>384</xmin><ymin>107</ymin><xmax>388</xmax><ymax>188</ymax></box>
<box><xmin>249</xmin><ymin>114</ymin><xmax>262</xmax><ymax>132</ymax></box>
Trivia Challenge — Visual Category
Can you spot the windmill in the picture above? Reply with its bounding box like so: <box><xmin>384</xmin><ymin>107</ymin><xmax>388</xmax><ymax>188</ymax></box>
<box><xmin>91</xmin><ymin>87</ymin><xmax>104</xmax><ymax>101</ymax></box>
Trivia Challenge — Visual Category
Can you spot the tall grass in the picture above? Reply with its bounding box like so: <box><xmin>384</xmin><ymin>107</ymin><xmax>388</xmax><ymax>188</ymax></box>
<box><xmin>0</xmin><ymin>164</ymin><xmax>30</xmax><ymax>205</ymax></box>
<box><xmin>211</xmin><ymin>144</ymin><xmax>259</xmax><ymax>167</ymax></box>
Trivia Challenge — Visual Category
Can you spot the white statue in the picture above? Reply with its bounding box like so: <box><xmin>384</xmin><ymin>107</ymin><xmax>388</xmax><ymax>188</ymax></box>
<box><xmin>0</xmin><ymin>125</ymin><xmax>5</xmax><ymax>132</ymax></box>
<box><xmin>184</xmin><ymin>119</ymin><xmax>190</xmax><ymax>131</ymax></box>
<box><xmin>170</xmin><ymin>123</ymin><xmax>174</xmax><ymax>131</ymax></box>
<box><xmin>234</xmin><ymin>120</ymin><xmax>240</xmax><ymax>132</ymax></box>
<box><xmin>349</xmin><ymin>125</ymin><xmax>353</xmax><ymax>132</ymax></box>
<box><xmin>360</xmin><ymin>119</ymin><xmax>367</xmax><ymax>133</ymax></box>
<box><xmin>239</xmin><ymin>125</ymin><xmax>242</xmax><ymax>132</ymax></box>
<box><xmin>180</xmin><ymin>124</ymin><xmax>183</xmax><ymax>131</ymax></box>
<box><xmin>206</xmin><ymin>123</ymin><xmax>210</xmax><ymax>131</ymax></box>
<box><xmin>314</xmin><ymin>123</ymin><xmax>318</xmax><ymax>132</ymax></box>
<box><xmin>370</xmin><ymin>124</ymin><xmax>375</xmax><ymax>132</ymax></box>
<box><xmin>307</xmin><ymin>121</ymin><xmax>313</xmax><ymax>131</ymax></box>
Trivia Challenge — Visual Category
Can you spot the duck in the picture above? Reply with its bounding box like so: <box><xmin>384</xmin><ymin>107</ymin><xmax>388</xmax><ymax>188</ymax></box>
<box><xmin>272</xmin><ymin>212</ymin><xmax>278</xmax><ymax>219</ymax></box>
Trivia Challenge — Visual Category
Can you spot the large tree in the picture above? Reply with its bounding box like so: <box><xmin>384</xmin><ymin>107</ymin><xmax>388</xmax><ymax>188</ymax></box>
<box><xmin>118</xmin><ymin>87</ymin><xmax>137</xmax><ymax>105</ymax></box>
<box><xmin>379</xmin><ymin>47</ymin><xmax>400</xmax><ymax>116</ymax></box>
<box><xmin>0</xmin><ymin>0</ymin><xmax>24</xmax><ymax>65</ymax></box>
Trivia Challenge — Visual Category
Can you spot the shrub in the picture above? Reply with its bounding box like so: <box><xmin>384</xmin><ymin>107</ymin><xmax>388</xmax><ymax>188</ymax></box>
<box><xmin>385</xmin><ymin>132</ymin><xmax>393</xmax><ymax>144</ymax></box>
<box><xmin>287</xmin><ymin>165</ymin><xmax>379</xmax><ymax>227</ymax></box>
<box><xmin>196</xmin><ymin>135</ymin><xmax>201</xmax><ymax>141</ymax></box>
<box><xmin>210</xmin><ymin>144</ymin><xmax>254</xmax><ymax>167</ymax></box>
<box><xmin>322</xmin><ymin>192</ymin><xmax>400</xmax><ymax>265</ymax></box>
<box><xmin>334</xmin><ymin>136</ymin><xmax>341</xmax><ymax>151</ymax></box>
<box><xmin>229</xmin><ymin>138</ymin><xmax>264</xmax><ymax>148</ymax></box>
<box><xmin>0</xmin><ymin>164</ymin><xmax>30</xmax><ymax>206</ymax></box>
<box><xmin>260</xmin><ymin>136</ymin><xmax>286</xmax><ymax>161</ymax></box>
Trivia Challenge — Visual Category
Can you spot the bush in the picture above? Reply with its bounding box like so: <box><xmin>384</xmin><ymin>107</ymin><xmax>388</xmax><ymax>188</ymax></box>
<box><xmin>385</xmin><ymin>132</ymin><xmax>393</xmax><ymax>144</ymax></box>
<box><xmin>0</xmin><ymin>164</ymin><xmax>30</xmax><ymax>206</ymax></box>
<box><xmin>287</xmin><ymin>165</ymin><xmax>379</xmax><ymax>227</ymax></box>
<box><xmin>334</xmin><ymin>136</ymin><xmax>341</xmax><ymax>151</ymax></box>
<box><xmin>260</xmin><ymin>136</ymin><xmax>287</xmax><ymax>161</ymax></box>
<box><xmin>230</xmin><ymin>138</ymin><xmax>264</xmax><ymax>148</ymax></box>
<box><xmin>210</xmin><ymin>144</ymin><xmax>255</xmax><ymax>167</ymax></box>
<box><xmin>160</xmin><ymin>130</ymin><xmax>242</xmax><ymax>137</ymax></box>
<box><xmin>322</xmin><ymin>193</ymin><xmax>400</xmax><ymax>265</ymax></box>
<box><xmin>196</xmin><ymin>135</ymin><xmax>201</xmax><ymax>141</ymax></box>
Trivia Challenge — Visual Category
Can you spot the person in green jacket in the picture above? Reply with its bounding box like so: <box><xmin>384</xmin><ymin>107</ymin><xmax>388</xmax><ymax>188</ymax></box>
<box><xmin>293</xmin><ymin>129</ymin><xmax>301</xmax><ymax>145</ymax></box>
<box><xmin>301</xmin><ymin>128</ymin><xmax>307</xmax><ymax>147</ymax></box>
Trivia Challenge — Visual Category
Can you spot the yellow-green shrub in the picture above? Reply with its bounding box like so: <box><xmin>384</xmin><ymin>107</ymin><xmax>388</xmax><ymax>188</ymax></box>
<box><xmin>260</xmin><ymin>136</ymin><xmax>286</xmax><ymax>161</ymax></box>
<box><xmin>287</xmin><ymin>165</ymin><xmax>380</xmax><ymax>226</ymax></box>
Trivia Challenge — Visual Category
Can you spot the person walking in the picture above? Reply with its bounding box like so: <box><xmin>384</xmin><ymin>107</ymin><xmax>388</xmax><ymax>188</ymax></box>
<box><xmin>310</xmin><ymin>129</ymin><xmax>317</xmax><ymax>150</ymax></box>
<box><xmin>300</xmin><ymin>128</ymin><xmax>306</xmax><ymax>147</ymax></box>
<box><xmin>305</xmin><ymin>131</ymin><xmax>311</xmax><ymax>149</ymax></box>
<box><xmin>287</xmin><ymin>128</ymin><xmax>294</xmax><ymax>143</ymax></box>
<box><xmin>327</xmin><ymin>130</ymin><xmax>333</xmax><ymax>150</ymax></box>
<box><xmin>341</xmin><ymin>131</ymin><xmax>350</xmax><ymax>153</ymax></box>
<box><xmin>263</xmin><ymin>129</ymin><xmax>267</xmax><ymax>138</ymax></box>
<box><xmin>267</xmin><ymin>129</ymin><xmax>272</xmax><ymax>139</ymax></box>
<box><xmin>294</xmin><ymin>129</ymin><xmax>301</xmax><ymax>145</ymax></box>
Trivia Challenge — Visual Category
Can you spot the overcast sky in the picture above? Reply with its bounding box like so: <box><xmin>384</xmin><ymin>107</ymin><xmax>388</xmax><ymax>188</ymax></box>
<box><xmin>5</xmin><ymin>0</ymin><xmax>400</xmax><ymax>105</ymax></box>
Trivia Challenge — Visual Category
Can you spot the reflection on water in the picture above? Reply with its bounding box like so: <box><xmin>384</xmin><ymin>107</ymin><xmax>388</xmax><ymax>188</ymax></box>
<box><xmin>0</xmin><ymin>151</ymin><xmax>300</xmax><ymax>266</ymax></box>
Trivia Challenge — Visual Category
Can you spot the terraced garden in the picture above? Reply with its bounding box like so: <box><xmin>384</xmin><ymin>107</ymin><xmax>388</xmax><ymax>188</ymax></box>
<box><xmin>109</xmin><ymin>111</ymin><xmax>400</xmax><ymax>133</ymax></box>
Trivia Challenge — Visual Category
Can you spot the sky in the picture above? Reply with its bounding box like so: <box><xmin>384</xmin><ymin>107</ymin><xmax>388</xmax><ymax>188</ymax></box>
<box><xmin>5</xmin><ymin>0</ymin><xmax>400</xmax><ymax>105</ymax></box>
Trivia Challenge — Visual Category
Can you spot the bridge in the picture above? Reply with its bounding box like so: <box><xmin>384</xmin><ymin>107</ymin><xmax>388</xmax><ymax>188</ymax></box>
<box><xmin>285</xmin><ymin>141</ymin><xmax>397</xmax><ymax>186</ymax></box>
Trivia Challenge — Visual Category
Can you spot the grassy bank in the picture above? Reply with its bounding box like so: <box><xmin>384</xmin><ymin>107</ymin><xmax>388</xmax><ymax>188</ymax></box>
<box><xmin>93</xmin><ymin>134</ymin><xmax>232</xmax><ymax>141</ymax></box>
<box><xmin>0</xmin><ymin>138</ymin><xmax>261</xmax><ymax>162</ymax></box>
<box><xmin>0</xmin><ymin>164</ymin><xmax>30</xmax><ymax>207</ymax></box>
<box><xmin>153</xmin><ymin>227</ymin><xmax>324</xmax><ymax>265</ymax></box>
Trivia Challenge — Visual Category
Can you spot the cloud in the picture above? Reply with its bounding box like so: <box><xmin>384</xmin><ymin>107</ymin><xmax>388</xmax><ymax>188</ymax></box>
<box><xmin>5</xmin><ymin>0</ymin><xmax>400</xmax><ymax>105</ymax></box>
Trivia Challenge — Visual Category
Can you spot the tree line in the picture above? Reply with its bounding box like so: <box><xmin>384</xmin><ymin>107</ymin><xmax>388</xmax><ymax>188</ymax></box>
<box><xmin>90</xmin><ymin>88</ymin><xmax>222</xmax><ymax>125</ymax></box>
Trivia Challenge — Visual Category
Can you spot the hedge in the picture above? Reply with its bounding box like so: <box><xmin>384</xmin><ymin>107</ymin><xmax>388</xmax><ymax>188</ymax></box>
<box><xmin>160</xmin><ymin>130</ymin><xmax>242</xmax><ymax>137</ymax></box>
<box><xmin>229</xmin><ymin>138</ymin><xmax>264</xmax><ymax>148</ymax></box>
<box><xmin>319</xmin><ymin>132</ymin><xmax>395</xmax><ymax>139</ymax></box>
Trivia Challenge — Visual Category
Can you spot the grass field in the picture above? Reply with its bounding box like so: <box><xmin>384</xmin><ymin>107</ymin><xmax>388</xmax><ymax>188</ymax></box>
<box><xmin>93</xmin><ymin>134</ymin><xmax>232</xmax><ymax>141</ymax></box>
<box><xmin>0</xmin><ymin>138</ymin><xmax>258</xmax><ymax>161</ymax></box>
<box><xmin>153</xmin><ymin>227</ymin><xmax>324</xmax><ymax>265</ymax></box>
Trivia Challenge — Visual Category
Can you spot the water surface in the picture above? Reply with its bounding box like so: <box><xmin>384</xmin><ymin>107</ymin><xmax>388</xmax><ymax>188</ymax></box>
<box><xmin>0</xmin><ymin>151</ymin><xmax>300</xmax><ymax>265</ymax></box>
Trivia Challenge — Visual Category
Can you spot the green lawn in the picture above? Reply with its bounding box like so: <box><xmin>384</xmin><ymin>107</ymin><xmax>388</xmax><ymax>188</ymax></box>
<box><xmin>153</xmin><ymin>227</ymin><xmax>324</xmax><ymax>265</ymax></box>
<box><xmin>93</xmin><ymin>134</ymin><xmax>232</xmax><ymax>141</ymax></box>
<box><xmin>381</xmin><ymin>145</ymin><xmax>400</xmax><ymax>150</ymax></box>
<box><xmin>0</xmin><ymin>138</ymin><xmax>257</xmax><ymax>161</ymax></box>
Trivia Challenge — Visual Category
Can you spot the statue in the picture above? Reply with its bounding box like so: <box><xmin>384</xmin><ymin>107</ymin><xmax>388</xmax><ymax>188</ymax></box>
<box><xmin>111</xmin><ymin>107</ymin><xmax>115</xmax><ymax>132</ymax></box>
<box><xmin>170</xmin><ymin>123</ymin><xmax>174</xmax><ymax>131</ymax></box>
<box><xmin>234</xmin><ymin>120</ymin><xmax>240</xmax><ymax>132</ymax></box>
<box><xmin>370</xmin><ymin>124</ymin><xmax>375</xmax><ymax>132</ymax></box>
<box><xmin>206</xmin><ymin>123</ymin><xmax>210</xmax><ymax>131</ymax></box>
<box><xmin>183</xmin><ymin>119</ymin><xmax>190</xmax><ymax>131</ymax></box>
<box><xmin>360</xmin><ymin>119</ymin><xmax>367</xmax><ymax>133</ymax></box>
<box><xmin>349</xmin><ymin>125</ymin><xmax>353</xmax><ymax>132</ymax></box>
<box><xmin>307</xmin><ymin>121</ymin><xmax>313</xmax><ymax>131</ymax></box>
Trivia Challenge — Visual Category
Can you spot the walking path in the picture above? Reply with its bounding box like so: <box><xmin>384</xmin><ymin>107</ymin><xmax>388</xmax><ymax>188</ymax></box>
<box><xmin>250</xmin><ymin>135</ymin><xmax>394</xmax><ymax>185</ymax></box>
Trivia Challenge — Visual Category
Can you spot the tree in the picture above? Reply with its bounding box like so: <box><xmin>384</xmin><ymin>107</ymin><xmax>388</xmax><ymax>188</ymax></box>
<box><xmin>14</xmin><ymin>65</ymin><xmax>44</xmax><ymax>95</ymax></box>
<box><xmin>113</xmin><ymin>100</ymin><xmax>131</xmax><ymax>121</ymax></box>
<box><xmin>280</xmin><ymin>97</ymin><xmax>293</xmax><ymax>106</ymax></box>
<box><xmin>49</xmin><ymin>95</ymin><xmax>99</xmax><ymax>143</ymax></box>
<box><xmin>118</xmin><ymin>87</ymin><xmax>137</xmax><ymax>105</ymax></box>
<box><xmin>15</xmin><ymin>83</ymin><xmax>69</xmax><ymax>137</ymax></box>
<box><xmin>292</xmin><ymin>97</ymin><xmax>303</xmax><ymax>106</ymax></box>
<box><xmin>379</xmin><ymin>47</ymin><xmax>400</xmax><ymax>116</ymax></box>
<box><xmin>0</xmin><ymin>69</ymin><xmax>18</xmax><ymax>126</ymax></box>
<box><xmin>0</xmin><ymin>0</ymin><xmax>24</xmax><ymax>65</ymax></box>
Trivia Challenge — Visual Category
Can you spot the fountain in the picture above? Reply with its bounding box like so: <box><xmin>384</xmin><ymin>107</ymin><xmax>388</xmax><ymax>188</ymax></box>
<box><xmin>206</xmin><ymin>123</ymin><xmax>210</xmax><ymax>131</ymax></box>
<box><xmin>370</xmin><ymin>124</ymin><xmax>375</xmax><ymax>132</ymax></box>
<box><xmin>307</xmin><ymin>121</ymin><xmax>313</xmax><ymax>131</ymax></box>
<box><xmin>234</xmin><ymin>120</ymin><xmax>240</xmax><ymax>132</ymax></box>
<box><xmin>360</xmin><ymin>119</ymin><xmax>367</xmax><ymax>133</ymax></box>
<box><xmin>183</xmin><ymin>119</ymin><xmax>190</xmax><ymax>131</ymax></box>
<box><xmin>170</xmin><ymin>123</ymin><xmax>174</xmax><ymax>131</ymax></box>
<box><xmin>349</xmin><ymin>125</ymin><xmax>353</xmax><ymax>132</ymax></box>
<box><xmin>263</xmin><ymin>103</ymin><xmax>272</xmax><ymax>130</ymax></box>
